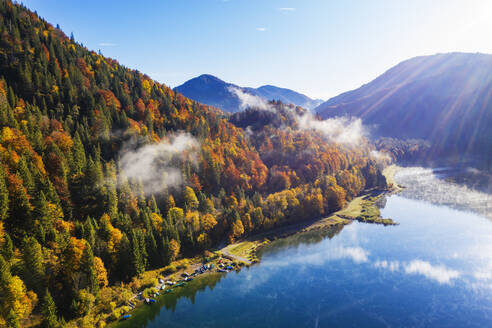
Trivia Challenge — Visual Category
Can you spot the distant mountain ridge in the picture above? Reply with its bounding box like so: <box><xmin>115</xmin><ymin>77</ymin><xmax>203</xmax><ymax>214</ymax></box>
<box><xmin>315</xmin><ymin>52</ymin><xmax>492</xmax><ymax>162</ymax></box>
<box><xmin>175</xmin><ymin>74</ymin><xmax>323</xmax><ymax>112</ymax></box>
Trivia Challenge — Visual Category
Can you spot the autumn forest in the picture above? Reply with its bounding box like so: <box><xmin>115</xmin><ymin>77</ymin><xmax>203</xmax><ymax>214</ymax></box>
<box><xmin>0</xmin><ymin>1</ymin><xmax>387</xmax><ymax>327</ymax></box>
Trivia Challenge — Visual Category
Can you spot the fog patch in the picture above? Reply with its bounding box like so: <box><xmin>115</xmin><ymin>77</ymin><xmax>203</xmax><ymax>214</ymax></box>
<box><xmin>228</xmin><ymin>86</ymin><xmax>273</xmax><ymax>111</ymax></box>
<box><xmin>370</xmin><ymin>150</ymin><xmax>392</xmax><ymax>162</ymax></box>
<box><xmin>296</xmin><ymin>113</ymin><xmax>366</xmax><ymax>145</ymax></box>
<box><xmin>394</xmin><ymin>166</ymin><xmax>492</xmax><ymax>219</ymax></box>
<box><xmin>228</xmin><ymin>87</ymin><xmax>367</xmax><ymax>145</ymax></box>
<box><xmin>118</xmin><ymin>132</ymin><xmax>200</xmax><ymax>195</ymax></box>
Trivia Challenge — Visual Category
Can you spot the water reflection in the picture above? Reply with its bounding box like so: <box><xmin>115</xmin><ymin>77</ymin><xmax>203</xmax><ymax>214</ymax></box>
<box><xmin>374</xmin><ymin>259</ymin><xmax>460</xmax><ymax>284</ymax></box>
<box><xmin>115</xmin><ymin>273</ymin><xmax>226</xmax><ymax>328</ymax></box>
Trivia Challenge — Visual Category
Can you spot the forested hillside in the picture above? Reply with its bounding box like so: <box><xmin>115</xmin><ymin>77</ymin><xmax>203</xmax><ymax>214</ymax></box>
<box><xmin>0</xmin><ymin>1</ymin><xmax>385</xmax><ymax>326</ymax></box>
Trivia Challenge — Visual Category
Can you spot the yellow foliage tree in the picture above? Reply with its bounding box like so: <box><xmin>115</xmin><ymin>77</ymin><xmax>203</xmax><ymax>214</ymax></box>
<box><xmin>3</xmin><ymin>276</ymin><xmax>37</xmax><ymax>321</ymax></box>
<box><xmin>93</xmin><ymin>257</ymin><xmax>108</xmax><ymax>287</ymax></box>
<box><xmin>183</xmin><ymin>186</ymin><xmax>199</xmax><ymax>211</ymax></box>
<box><xmin>186</xmin><ymin>211</ymin><xmax>200</xmax><ymax>232</ymax></box>
<box><xmin>100</xmin><ymin>214</ymin><xmax>123</xmax><ymax>253</ymax></box>
<box><xmin>229</xmin><ymin>219</ymin><xmax>244</xmax><ymax>243</ymax></box>
<box><xmin>201</xmin><ymin>213</ymin><xmax>217</xmax><ymax>232</ymax></box>
<box><xmin>151</xmin><ymin>213</ymin><xmax>163</xmax><ymax>233</ymax></box>
<box><xmin>169</xmin><ymin>239</ymin><xmax>180</xmax><ymax>260</ymax></box>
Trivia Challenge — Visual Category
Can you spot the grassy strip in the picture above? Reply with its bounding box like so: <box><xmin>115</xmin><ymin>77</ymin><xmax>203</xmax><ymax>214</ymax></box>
<box><xmin>221</xmin><ymin>239</ymin><xmax>271</xmax><ymax>264</ymax></box>
<box><xmin>337</xmin><ymin>192</ymin><xmax>398</xmax><ymax>226</ymax></box>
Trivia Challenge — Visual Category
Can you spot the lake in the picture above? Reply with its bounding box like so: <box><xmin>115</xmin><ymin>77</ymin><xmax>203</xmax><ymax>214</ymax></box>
<box><xmin>116</xmin><ymin>167</ymin><xmax>492</xmax><ymax>327</ymax></box>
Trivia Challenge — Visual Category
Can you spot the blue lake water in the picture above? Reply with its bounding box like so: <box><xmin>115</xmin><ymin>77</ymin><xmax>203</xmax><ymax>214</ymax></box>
<box><xmin>117</xmin><ymin>168</ymin><xmax>492</xmax><ymax>327</ymax></box>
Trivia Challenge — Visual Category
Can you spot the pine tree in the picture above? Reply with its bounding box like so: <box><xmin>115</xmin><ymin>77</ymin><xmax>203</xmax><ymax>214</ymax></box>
<box><xmin>0</xmin><ymin>254</ymin><xmax>13</xmax><ymax>321</ymax></box>
<box><xmin>82</xmin><ymin>218</ymin><xmax>95</xmax><ymax>248</ymax></box>
<box><xmin>40</xmin><ymin>289</ymin><xmax>59</xmax><ymax>328</ymax></box>
<box><xmin>70</xmin><ymin>132</ymin><xmax>86</xmax><ymax>174</ymax></box>
<box><xmin>130</xmin><ymin>231</ymin><xmax>145</xmax><ymax>276</ymax></box>
<box><xmin>22</xmin><ymin>237</ymin><xmax>45</xmax><ymax>295</ymax></box>
<box><xmin>161</xmin><ymin>236</ymin><xmax>172</xmax><ymax>266</ymax></box>
<box><xmin>115</xmin><ymin>233</ymin><xmax>132</xmax><ymax>281</ymax></box>
<box><xmin>1</xmin><ymin>233</ymin><xmax>14</xmax><ymax>261</ymax></box>
<box><xmin>0</xmin><ymin>166</ymin><xmax>8</xmax><ymax>222</ymax></box>
<box><xmin>81</xmin><ymin>244</ymin><xmax>98</xmax><ymax>296</ymax></box>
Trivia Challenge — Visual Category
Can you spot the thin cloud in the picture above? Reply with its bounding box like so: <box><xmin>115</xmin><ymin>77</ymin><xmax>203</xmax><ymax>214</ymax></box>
<box><xmin>98</xmin><ymin>42</ymin><xmax>117</xmax><ymax>47</ymax></box>
<box><xmin>256</xmin><ymin>27</ymin><xmax>267</xmax><ymax>32</ymax></box>
<box><xmin>279</xmin><ymin>7</ymin><xmax>296</xmax><ymax>12</ymax></box>
<box><xmin>296</xmin><ymin>113</ymin><xmax>366</xmax><ymax>145</ymax></box>
<box><xmin>228</xmin><ymin>86</ymin><xmax>274</xmax><ymax>112</ymax></box>
<box><xmin>118</xmin><ymin>132</ymin><xmax>200</xmax><ymax>195</ymax></box>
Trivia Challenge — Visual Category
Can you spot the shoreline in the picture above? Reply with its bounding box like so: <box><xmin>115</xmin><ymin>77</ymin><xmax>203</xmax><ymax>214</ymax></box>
<box><xmin>109</xmin><ymin>166</ymin><xmax>401</xmax><ymax>326</ymax></box>
<box><xmin>383</xmin><ymin>164</ymin><xmax>405</xmax><ymax>193</ymax></box>
<box><xmin>220</xmin><ymin>187</ymin><xmax>399</xmax><ymax>267</ymax></box>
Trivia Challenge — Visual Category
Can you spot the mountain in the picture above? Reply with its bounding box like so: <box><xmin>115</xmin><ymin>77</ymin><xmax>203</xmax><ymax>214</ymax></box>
<box><xmin>175</xmin><ymin>74</ymin><xmax>323</xmax><ymax>112</ymax></box>
<box><xmin>174</xmin><ymin>74</ymin><xmax>243</xmax><ymax>112</ymax></box>
<box><xmin>316</xmin><ymin>53</ymin><xmax>492</xmax><ymax>162</ymax></box>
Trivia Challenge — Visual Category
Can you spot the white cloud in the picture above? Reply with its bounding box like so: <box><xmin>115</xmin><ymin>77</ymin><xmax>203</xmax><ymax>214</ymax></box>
<box><xmin>118</xmin><ymin>132</ymin><xmax>200</xmax><ymax>195</ymax></box>
<box><xmin>98</xmin><ymin>42</ymin><xmax>117</xmax><ymax>47</ymax></box>
<box><xmin>256</xmin><ymin>27</ymin><xmax>267</xmax><ymax>32</ymax></box>
<box><xmin>279</xmin><ymin>7</ymin><xmax>296</xmax><ymax>12</ymax></box>
<box><xmin>296</xmin><ymin>113</ymin><xmax>366</xmax><ymax>145</ymax></box>
<box><xmin>404</xmin><ymin>260</ymin><xmax>460</xmax><ymax>284</ymax></box>
<box><xmin>228</xmin><ymin>86</ymin><xmax>273</xmax><ymax>111</ymax></box>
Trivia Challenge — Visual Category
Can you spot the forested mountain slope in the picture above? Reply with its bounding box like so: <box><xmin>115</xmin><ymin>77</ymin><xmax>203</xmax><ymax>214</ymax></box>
<box><xmin>0</xmin><ymin>1</ymin><xmax>384</xmax><ymax>326</ymax></box>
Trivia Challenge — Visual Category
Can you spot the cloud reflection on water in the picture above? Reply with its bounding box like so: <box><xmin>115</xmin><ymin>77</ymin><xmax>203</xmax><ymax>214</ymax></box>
<box><xmin>374</xmin><ymin>259</ymin><xmax>461</xmax><ymax>284</ymax></box>
<box><xmin>404</xmin><ymin>260</ymin><xmax>460</xmax><ymax>284</ymax></box>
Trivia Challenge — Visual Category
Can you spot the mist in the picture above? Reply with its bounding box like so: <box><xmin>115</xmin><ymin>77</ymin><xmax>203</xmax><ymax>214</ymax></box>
<box><xmin>370</xmin><ymin>150</ymin><xmax>392</xmax><ymax>162</ymax></box>
<box><xmin>296</xmin><ymin>113</ymin><xmax>366</xmax><ymax>145</ymax></box>
<box><xmin>228</xmin><ymin>86</ymin><xmax>275</xmax><ymax>111</ymax></box>
<box><xmin>395</xmin><ymin>167</ymin><xmax>492</xmax><ymax>219</ymax></box>
<box><xmin>118</xmin><ymin>132</ymin><xmax>200</xmax><ymax>195</ymax></box>
<box><xmin>228</xmin><ymin>85</ymin><xmax>367</xmax><ymax>145</ymax></box>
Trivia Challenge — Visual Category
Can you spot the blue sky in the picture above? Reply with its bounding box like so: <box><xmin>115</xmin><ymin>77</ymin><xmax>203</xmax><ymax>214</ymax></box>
<box><xmin>20</xmin><ymin>0</ymin><xmax>492</xmax><ymax>99</ymax></box>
